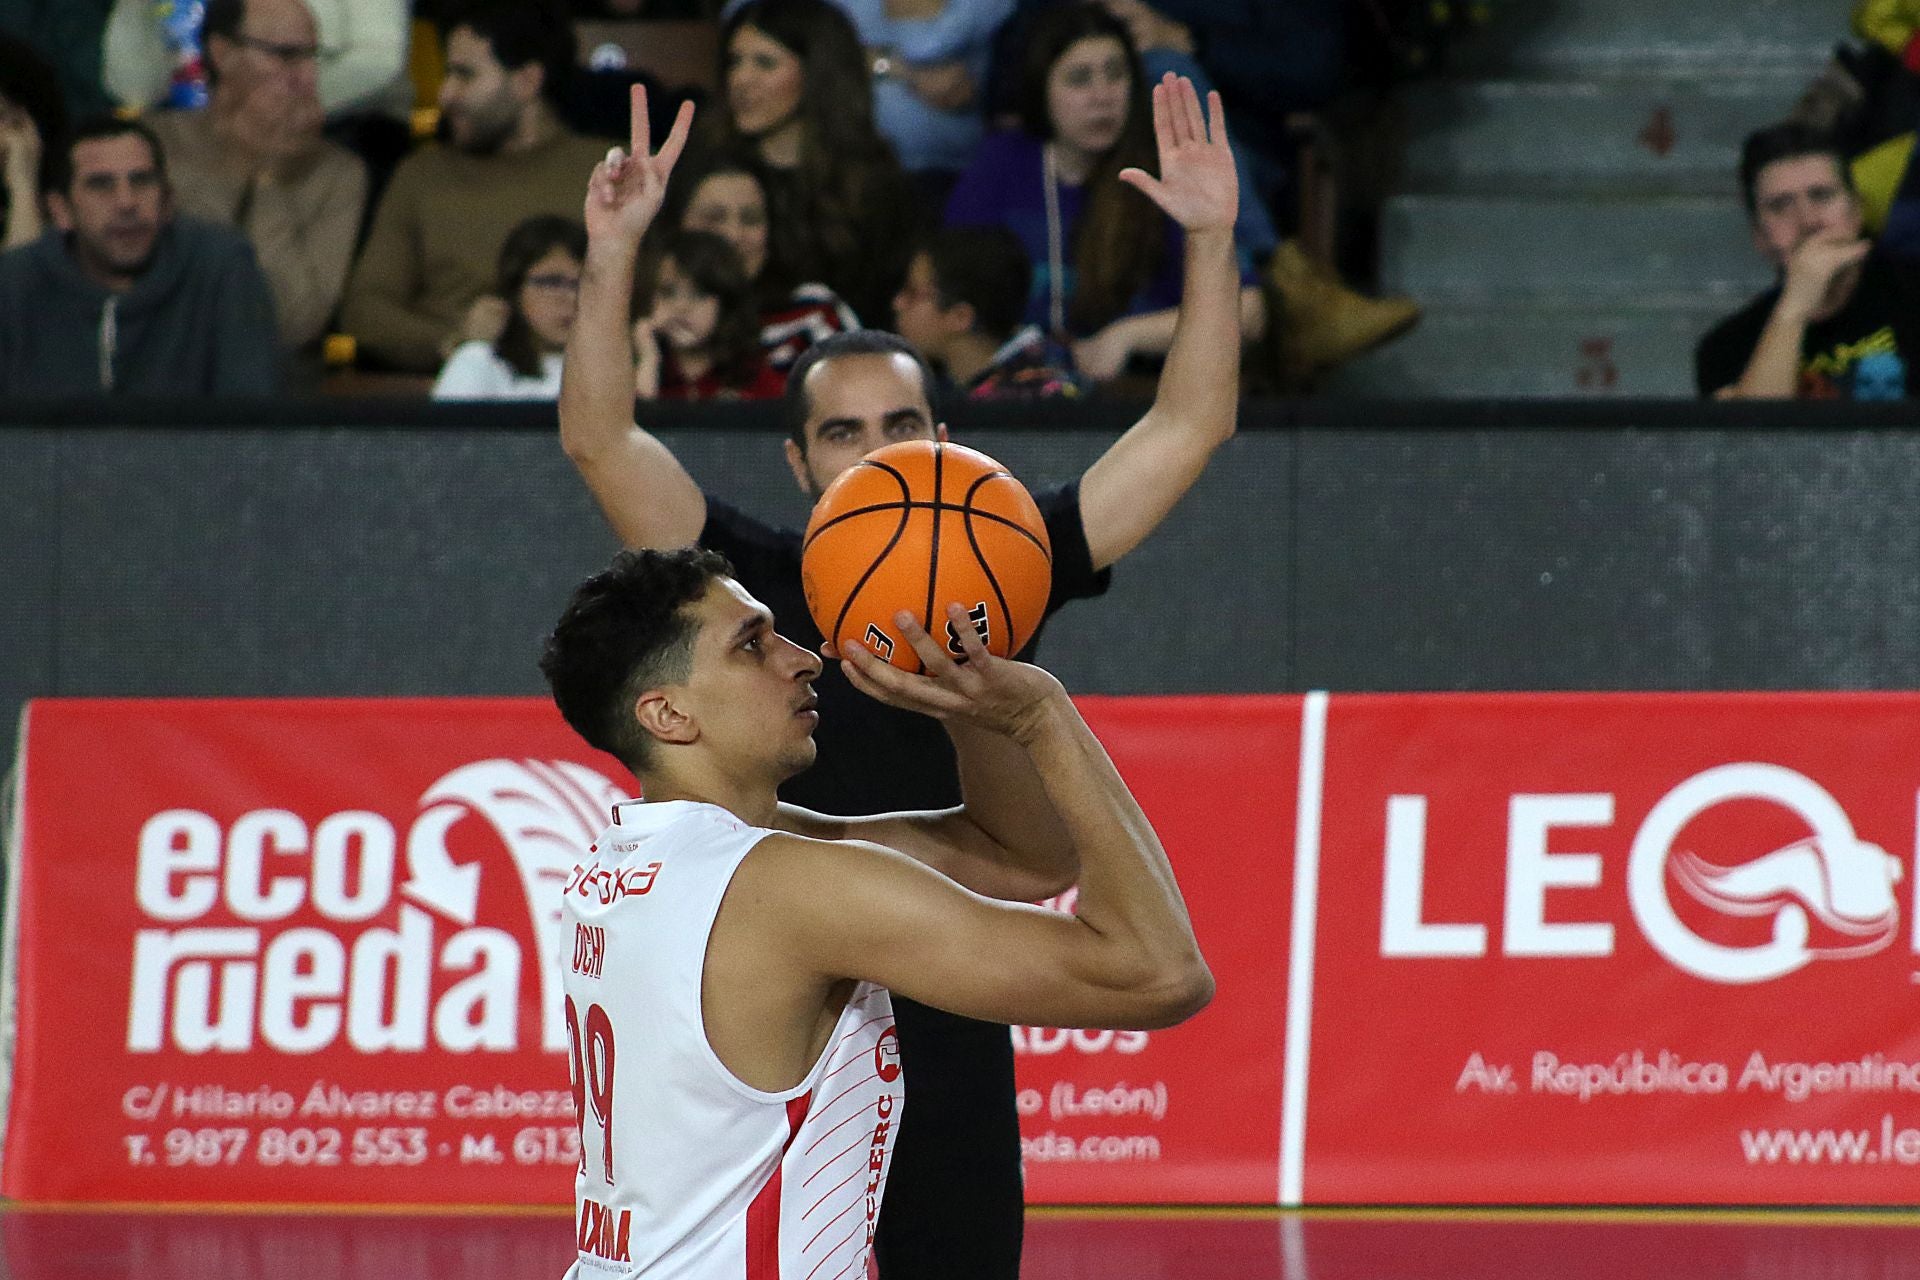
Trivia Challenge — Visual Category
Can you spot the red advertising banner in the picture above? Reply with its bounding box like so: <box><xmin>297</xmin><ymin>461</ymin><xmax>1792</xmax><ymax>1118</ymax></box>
<box><xmin>5</xmin><ymin>699</ymin><xmax>622</xmax><ymax>1206</ymax></box>
<box><xmin>1</xmin><ymin>696</ymin><xmax>1293</xmax><ymax>1207</ymax></box>
<box><xmin>1013</xmin><ymin>696</ymin><xmax>1298</xmax><ymax>1204</ymax></box>
<box><xmin>1303</xmin><ymin>693</ymin><xmax>1920</xmax><ymax>1205</ymax></box>
<box><xmin>15</xmin><ymin>691</ymin><xmax>1920</xmax><ymax>1208</ymax></box>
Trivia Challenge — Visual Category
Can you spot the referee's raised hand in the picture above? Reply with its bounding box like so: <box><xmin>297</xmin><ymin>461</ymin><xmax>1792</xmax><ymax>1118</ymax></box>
<box><xmin>1118</xmin><ymin>72</ymin><xmax>1237</xmax><ymax>235</ymax></box>
<box><xmin>584</xmin><ymin>85</ymin><xmax>695</xmax><ymax>250</ymax></box>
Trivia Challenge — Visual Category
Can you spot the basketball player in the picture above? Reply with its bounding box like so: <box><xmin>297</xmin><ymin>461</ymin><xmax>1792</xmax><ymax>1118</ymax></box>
<box><xmin>543</xmin><ymin>547</ymin><xmax>1211</xmax><ymax>1278</ymax></box>
<box><xmin>560</xmin><ymin>82</ymin><xmax>1241</xmax><ymax>1280</ymax></box>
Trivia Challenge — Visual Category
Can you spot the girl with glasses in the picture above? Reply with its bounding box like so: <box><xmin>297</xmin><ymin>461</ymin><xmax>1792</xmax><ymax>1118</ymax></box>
<box><xmin>433</xmin><ymin>214</ymin><xmax>585</xmax><ymax>400</ymax></box>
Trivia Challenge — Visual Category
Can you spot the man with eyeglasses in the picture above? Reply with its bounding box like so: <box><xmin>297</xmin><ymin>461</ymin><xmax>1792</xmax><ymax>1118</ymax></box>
<box><xmin>1697</xmin><ymin>122</ymin><xmax>1920</xmax><ymax>401</ymax></box>
<box><xmin>340</xmin><ymin>0</ymin><xmax>608</xmax><ymax>374</ymax></box>
<box><xmin>143</xmin><ymin>0</ymin><xmax>367</xmax><ymax>371</ymax></box>
<box><xmin>0</xmin><ymin>115</ymin><xmax>280</xmax><ymax>394</ymax></box>
<box><xmin>104</xmin><ymin>0</ymin><xmax>410</xmax><ymax>118</ymax></box>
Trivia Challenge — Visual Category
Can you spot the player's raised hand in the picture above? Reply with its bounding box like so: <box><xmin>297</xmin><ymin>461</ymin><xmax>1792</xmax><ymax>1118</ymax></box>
<box><xmin>832</xmin><ymin>605</ymin><xmax>1065</xmax><ymax>744</ymax></box>
<box><xmin>585</xmin><ymin>85</ymin><xmax>696</xmax><ymax>249</ymax></box>
<box><xmin>1118</xmin><ymin>74</ymin><xmax>1236</xmax><ymax>234</ymax></box>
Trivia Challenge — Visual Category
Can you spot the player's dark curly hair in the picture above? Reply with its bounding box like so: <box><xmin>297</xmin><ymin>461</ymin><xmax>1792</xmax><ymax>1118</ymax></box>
<box><xmin>540</xmin><ymin>548</ymin><xmax>733</xmax><ymax>771</ymax></box>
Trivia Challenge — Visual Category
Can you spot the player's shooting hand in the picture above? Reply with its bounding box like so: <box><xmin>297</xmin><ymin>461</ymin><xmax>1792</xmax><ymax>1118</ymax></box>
<box><xmin>830</xmin><ymin>604</ymin><xmax>1066</xmax><ymax>745</ymax></box>
<box><xmin>585</xmin><ymin>85</ymin><xmax>696</xmax><ymax>249</ymax></box>
<box><xmin>1778</xmin><ymin>231</ymin><xmax>1872</xmax><ymax>323</ymax></box>
<box><xmin>1117</xmin><ymin>74</ymin><xmax>1235</xmax><ymax>235</ymax></box>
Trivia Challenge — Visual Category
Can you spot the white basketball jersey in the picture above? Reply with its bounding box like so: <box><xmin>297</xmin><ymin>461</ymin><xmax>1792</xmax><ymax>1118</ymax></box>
<box><xmin>560</xmin><ymin>800</ymin><xmax>901</xmax><ymax>1280</ymax></box>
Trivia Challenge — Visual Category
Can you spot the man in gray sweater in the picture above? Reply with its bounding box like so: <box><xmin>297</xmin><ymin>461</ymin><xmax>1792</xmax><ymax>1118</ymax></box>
<box><xmin>0</xmin><ymin>115</ymin><xmax>280</xmax><ymax>395</ymax></box>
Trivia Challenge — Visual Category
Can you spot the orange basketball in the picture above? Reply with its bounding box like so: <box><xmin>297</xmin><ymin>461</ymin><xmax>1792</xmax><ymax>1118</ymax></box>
<box><xmin>802</xmin><ymin>440</ymin><xmax>1053</xmax><ymax>672</ymax></box>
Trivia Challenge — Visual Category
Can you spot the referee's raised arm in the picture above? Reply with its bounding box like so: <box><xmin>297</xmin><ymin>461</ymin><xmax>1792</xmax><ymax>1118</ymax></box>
<box><xmin>559</xmin><ymin>85</ymin><xmax>708</xmax><ymax>551</ymax></box>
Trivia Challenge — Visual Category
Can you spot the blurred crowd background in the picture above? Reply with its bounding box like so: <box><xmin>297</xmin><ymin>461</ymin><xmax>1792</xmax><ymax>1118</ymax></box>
<box><xmin>1</xmin><ymin>0</ymin><xmax>1911</xmax><ymax>405</ymax></box>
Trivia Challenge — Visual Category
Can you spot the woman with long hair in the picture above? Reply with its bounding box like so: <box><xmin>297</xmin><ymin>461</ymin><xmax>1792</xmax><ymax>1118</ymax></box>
<box><xmin>709</xmin><ymin>0</ymin><xmax>917</xmax><ymax>327</ymax></box>
<box><xmin>660</xmin><ymin>148</ymin><xmax>861</xmax><ymax>372</ymax></box>
<box><xmin>943</xmin><ymin>3</ymin><xmax>1264</xmax><ymax>379</ymax></box>
<box><xmin>633</xmin><ymin>228</ymin><xmax>787</xmax><ymax>400</ymax></box>
<box><xmin>433</xmin><ymin>215</ymin><xmax>586</xmax><ymax>399</ymax></box>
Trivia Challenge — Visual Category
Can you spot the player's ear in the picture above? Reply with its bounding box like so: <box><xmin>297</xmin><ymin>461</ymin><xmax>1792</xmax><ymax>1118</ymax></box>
<box><xmin>783</xmin><ymin>436</ymin><xmax>814</xmax><ymax>496</ymax></box>
<box><xmin>935</xmin><ymin>421</ymin><xmax>949</xmax><ymax>443</ymax></box>
<box><xmin>45</xmin><ymin>190</ymin><xmax>73</xmax><ymax>233</ymax></box>
<box><xmin>634</xmin><ymin>689</ymin><xmax>698</xmax><ymax>746</ymax></box>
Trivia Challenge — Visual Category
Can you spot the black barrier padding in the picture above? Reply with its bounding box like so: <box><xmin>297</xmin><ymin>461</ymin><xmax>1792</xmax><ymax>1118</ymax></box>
<box><xmin>52</xmin><ymin>428</ymin><xmax>621</xmax><ymax>698</ymax></box>
<box><xmin>1</xmin><ymin>430</ymin><xmax>58</xmax><ymax>770</ymax></box>
<box><xmin>7</xmin><ymin>395</ymin><xmax>1920</xmax><ymax>431</ymax></box>
<box><xmin>5</xmin><ymin>401</ymin><xmax>1920</xmax><ymax>790</ymax></box>
<box><xmin>2</xmin><ymin>420</ymin><xmax>1288</xmax><ymax>787</ymax></box>
<box><xmin>1297</xmin><ymin>429</ymin><xmax>1920</xmax><ymax>691</ymax></box>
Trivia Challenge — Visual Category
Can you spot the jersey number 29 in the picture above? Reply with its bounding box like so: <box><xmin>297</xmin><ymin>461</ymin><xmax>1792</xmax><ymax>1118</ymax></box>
<box><xmin>565</xmin><ymin>995</ymin><xmax>615</xmax><ymax>1182</ymax></box>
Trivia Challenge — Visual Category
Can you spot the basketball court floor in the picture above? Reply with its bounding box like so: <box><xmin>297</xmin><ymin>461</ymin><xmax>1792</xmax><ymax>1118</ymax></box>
<box><xmin>1</xmin><ymin>1206</ymin><xmax>1913</xmax><ymax>1278</ymax></box>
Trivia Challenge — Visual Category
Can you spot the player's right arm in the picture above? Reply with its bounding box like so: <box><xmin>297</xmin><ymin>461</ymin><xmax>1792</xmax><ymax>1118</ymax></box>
<box><xmin>559</xmin><ymin>86</ymin><xmax>708</xmax><ymax>550</ymax></box>
<box><xmin>743</xmin><ymin>618</ymin><xmax>1213</xmax><ymax>1031</ymax></box>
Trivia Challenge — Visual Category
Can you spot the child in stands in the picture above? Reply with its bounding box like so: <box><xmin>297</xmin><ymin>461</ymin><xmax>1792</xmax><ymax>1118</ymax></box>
<box><xmin>633</xmin><ymin>228</ymin><xmax>787</xmax><ymax>400</ymax></box>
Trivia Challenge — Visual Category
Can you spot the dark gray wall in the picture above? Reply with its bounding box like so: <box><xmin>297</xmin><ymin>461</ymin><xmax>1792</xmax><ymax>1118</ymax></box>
<box><xmin>5</xmin><ymin>399</ymin><xmax>1920</xmax><ymax>786</ymax></box>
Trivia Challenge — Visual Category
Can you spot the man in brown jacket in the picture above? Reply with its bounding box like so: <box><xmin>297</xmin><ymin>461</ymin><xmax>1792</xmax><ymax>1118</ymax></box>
<box><xmin>146</xmin><ymin>0</ymin><xmax>367</xmax><ymax>368</ymax></box>
<box><xmin>339</xmin><ymin>0</ymin><xmax>607</xmax><ymax>372</ymax></box>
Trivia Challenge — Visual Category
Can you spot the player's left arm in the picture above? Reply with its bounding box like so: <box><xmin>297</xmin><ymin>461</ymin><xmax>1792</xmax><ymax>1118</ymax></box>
<box><xmin>1077</xmin><ymin>73</ymin><xmax>1243</xmax><ymax>572</ymax></box>
<box><xmin>776</xmin><ymin>610</ymin><xmax>1077</xmax><ymax>904</ymax></box>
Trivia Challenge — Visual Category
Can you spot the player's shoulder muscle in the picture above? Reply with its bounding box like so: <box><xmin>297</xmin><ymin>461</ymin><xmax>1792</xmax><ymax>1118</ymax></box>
<box><xmin>734</xmin><ymin>830</ymin><xmax>965</xmax><ymax>946</ymax></box>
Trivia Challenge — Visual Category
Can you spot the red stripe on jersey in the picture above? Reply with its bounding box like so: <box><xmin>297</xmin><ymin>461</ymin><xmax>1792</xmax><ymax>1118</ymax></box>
<box><xmin>745</xmin><ymin>1091</ymin><xmax>814</xmax><ymax>1279</ymax></box>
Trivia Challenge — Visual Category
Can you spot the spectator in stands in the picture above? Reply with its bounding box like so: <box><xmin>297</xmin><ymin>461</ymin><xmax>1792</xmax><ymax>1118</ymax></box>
<box><xmin>633</xmin><ymin>227</ymin><xmax>786</xmax><ymax>399</ymax></box>
<box><xmin>104</xmin><ymin>0</ymin><xmax>410</xmax><ymax>119</ymax></box>
<box><xmin>989</xmin><ymin>0</ymin><xmax>1414</xmax><ymax>382</ymax></box>
<box><xmin>0</xmin><ymin>116</ymin><xmax>279</xmax><ymax>394</ymax></box>
<box><xmin>1697</xmin><ymin>123</ymin><xmax>1920</xmax><ymax>400</ymax></box>
<box><xmin>339</xmin><ymin>0</ymin><xmax>606</xmax><ymax>372</ymax></box>
<box><xmin>1787</xmin><ymin>4</ymin><xmax>1920</xmax><ymax>257</ymax></box>
<box><xmin>892</xmin><ymin>225</ymin><xmax>1085</xmax><ymax>398</ymax></box>
<box><xmin>1091</xmin><ymin>0</ymin><xmax>1340</xmax><ymax>172</ymax></box>
<box><xmin>708</xmin><ymin>0</ymin><xmax>918</xmax><ymax>326</ymax></box>
<box><xmin>785</xmin><ymin>0</ymin><xmax>1014</xmax><ymax>195</ymax></box>
<box><xmin>1108</xmin><ymin>0</ymin><xmax>1303</xmax><ymax>273</ymax></box>
<box><xmin>0</xmin><ymin>34</ymin><xmax>65</xmax><ymax>252</ymax></box>
<box><xmin>433</xmin><ymin>213</ymin><xmax>584</xmax><ymax>399</ymax></box>
<box><xmin>661</xmin><ymin>148</ymin><xmax>859</xmax><ymax>370</ymax></box>
<box><xmin>944</xmin><ymin>3</ymin><xmax>1263</xmax><ymax>380</ymax></box>
<box><xmin>145</xmin><ymin>0</ymin><xmax>367</xmax><ymax>368</ymax></box>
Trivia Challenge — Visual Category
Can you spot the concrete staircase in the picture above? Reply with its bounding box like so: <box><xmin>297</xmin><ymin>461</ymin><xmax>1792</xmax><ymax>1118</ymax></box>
<box><xmin>1328</xmin><ymin>0</ymin><xmax>1847</xmax><ymax>397</ymax></box>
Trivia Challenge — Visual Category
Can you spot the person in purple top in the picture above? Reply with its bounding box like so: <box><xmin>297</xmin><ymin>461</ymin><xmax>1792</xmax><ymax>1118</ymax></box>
<box><xmin>942</xmin><ymin>2</ymin><xmax>1262</xmax><ymax>380</ymax></box>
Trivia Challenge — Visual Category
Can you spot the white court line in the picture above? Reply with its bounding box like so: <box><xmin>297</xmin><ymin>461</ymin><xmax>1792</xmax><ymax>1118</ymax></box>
<box><xmin>1279</xmin><ymin>692</ymin><xmax>1328</xmax><ymax>1207</ymax></box>
<box><xmin>1280</xmin><ymin>1211</ymin><xmax>1310</xmax><ymax>1280</ymax></box>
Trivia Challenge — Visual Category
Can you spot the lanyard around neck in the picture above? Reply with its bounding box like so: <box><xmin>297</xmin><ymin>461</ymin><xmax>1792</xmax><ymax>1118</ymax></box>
<box><xmin>1042</xmin><ymin>143</ymin><xmax>1067</xmax><ymax>340</ymax></box>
